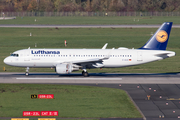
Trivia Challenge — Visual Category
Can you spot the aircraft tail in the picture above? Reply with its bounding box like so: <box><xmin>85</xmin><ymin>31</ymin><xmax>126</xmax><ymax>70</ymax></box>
<box><xmin>139</xmin><ymin>22</ymin><xmax>173</xmax><ymax>50</ymax></box>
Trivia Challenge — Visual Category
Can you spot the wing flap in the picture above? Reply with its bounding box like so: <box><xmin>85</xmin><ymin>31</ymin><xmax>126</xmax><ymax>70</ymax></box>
<box><xmin>72</xmin><ymin>58</ymin><xmax>101</xmax><ymax>64</ymax></box>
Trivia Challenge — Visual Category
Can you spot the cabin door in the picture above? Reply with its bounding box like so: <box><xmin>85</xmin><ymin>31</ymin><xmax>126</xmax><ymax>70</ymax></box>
<box><xmin>24</xmin><ymin>50</ymin><xmax>30</xmax><ymax>61</ymax></box>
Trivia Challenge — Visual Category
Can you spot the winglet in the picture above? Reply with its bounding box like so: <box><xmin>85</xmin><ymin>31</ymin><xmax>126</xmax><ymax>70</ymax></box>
<box><xmin>102</xmin><ymin>43</ymin><xmax>108</xmax><ymax>49</ymax></box>
<box><xmin>139</xmin><ymin>22</ymin><xmax>173</xmax><ymax>50</ymax></box>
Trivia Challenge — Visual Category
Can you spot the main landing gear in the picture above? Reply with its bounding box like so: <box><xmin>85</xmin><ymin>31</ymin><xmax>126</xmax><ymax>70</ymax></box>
<box><xmin>25</xmin><ymin>67</ymin><xmax>29</xmax><ymax>76</ymax></box>
<box><xmin>82</xmin><ymin>69</ymin><xmax>89</xmax><ymax>77</ymax></box>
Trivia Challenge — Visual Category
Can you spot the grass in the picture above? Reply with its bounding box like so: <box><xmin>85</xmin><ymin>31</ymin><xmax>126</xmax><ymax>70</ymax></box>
<box><xmin>0</xmin><ymin>84</ymin><xmax>142</xmax><ymax>118</ymax></box>
<box><xmin>0</xmin><ymin>27</ymin><xmax>180</xmax><ymax>73</ymax></box>
<box><xmin>0</xmin><ymin>16</ymin><xmax>180</xmax><ymax>25</ymax></box>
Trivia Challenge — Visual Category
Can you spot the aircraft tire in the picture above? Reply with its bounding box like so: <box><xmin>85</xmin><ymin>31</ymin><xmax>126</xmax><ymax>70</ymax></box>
<box><xmin>83</xmin><ymin>72</ymin><xmax>89</xmax><ymax>77</ymax></box>
<box><xmin>25</xmin><ymin>72</ymin><xmax>29</xmax><ymax>76</ymax></box>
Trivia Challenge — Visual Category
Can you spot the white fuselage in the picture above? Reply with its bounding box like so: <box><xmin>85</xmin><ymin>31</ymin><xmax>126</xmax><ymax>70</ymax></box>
<box><xmin>4</xmin><ymin>48</ymin><xmax>175</xmax><ymax>68</ymax></box>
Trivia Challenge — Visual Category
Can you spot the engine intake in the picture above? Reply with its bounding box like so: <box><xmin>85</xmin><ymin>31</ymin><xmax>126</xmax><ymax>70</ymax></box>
<box><xmin>55</xmin><ymin>63</ymin><xmax>79</xmax><ymax>74</ymax></box>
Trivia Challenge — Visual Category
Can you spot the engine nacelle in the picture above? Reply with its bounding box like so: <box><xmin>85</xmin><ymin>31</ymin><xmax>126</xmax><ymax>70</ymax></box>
<box><xmin>55</xmin><ymin>63</ymin><xmax>79</xmax><ymax>74</ymax></box>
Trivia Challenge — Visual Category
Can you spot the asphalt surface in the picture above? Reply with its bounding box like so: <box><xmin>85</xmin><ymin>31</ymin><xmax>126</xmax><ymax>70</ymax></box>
<box><xmin>1</xmin><ymin>72</ymin><xmax>180</xmax><ymax>120</ymax></box>
<box><xmin>0</xmin><ymin>24</ymin><xmax>180</xmax><ymax>28</ymax></box>
<box><xmin>0</xmin><ymin>72</ymin><xmax>180</xmax><ymax>84</ymax></box>
<box><xmin>96</xmin><ymin>84</ymin><xmax>180</xmax><ymax>119</ymax></box>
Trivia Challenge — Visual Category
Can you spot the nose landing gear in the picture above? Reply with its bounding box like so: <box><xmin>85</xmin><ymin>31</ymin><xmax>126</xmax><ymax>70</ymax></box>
<box><xmin>25</xmin><ymin>67</ymin><xmax>29</xmax><ymax>76</ymax></box>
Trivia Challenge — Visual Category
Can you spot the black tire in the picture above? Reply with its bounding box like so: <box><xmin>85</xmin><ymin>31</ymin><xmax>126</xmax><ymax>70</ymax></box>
<box><xmin>25</xmin><ymin>72</ymin><xmax>29</xmax><ymax>76</ymax></box>
<box><xmin>83</xmin><ymin>72</ymin><xmax>89</xmax><ymax>77</ymax></box>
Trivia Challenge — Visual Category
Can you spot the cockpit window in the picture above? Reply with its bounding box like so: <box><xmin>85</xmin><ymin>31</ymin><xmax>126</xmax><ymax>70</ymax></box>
<box><xmin>10</xmin><ymin>54</ymin><xmax>19</xmax><ymax>57</ymax></box>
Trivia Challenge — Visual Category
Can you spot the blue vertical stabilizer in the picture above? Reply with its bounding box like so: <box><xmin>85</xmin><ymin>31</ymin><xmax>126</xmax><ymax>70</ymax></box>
<box><xmin>139</xmin><ymin>22</ymin><xmax>173</xmax><ymax>50</ymax></box>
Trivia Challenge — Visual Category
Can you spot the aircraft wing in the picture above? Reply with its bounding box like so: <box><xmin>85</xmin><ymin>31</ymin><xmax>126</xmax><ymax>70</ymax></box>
<box><xmin>71</xmin><ymin>57</ymin><xmax>108</xmax><ymax>64</ymax></box>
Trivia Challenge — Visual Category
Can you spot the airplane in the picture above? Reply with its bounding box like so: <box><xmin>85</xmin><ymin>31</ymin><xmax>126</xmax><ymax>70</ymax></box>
<box><xmin>4</xmin><ymin>22</ymin><xmax>175</xmax><ymax>77</ymax></box>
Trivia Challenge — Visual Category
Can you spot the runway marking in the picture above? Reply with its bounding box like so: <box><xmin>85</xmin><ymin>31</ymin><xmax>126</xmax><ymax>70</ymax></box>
<box><xmin>16</xmin><ymin>78</ymin><xmax>122</xmax><ymax>80</ymax></box>
<box><xmin>167</xmin><ymin>98</ymin><xmax>180</xmax><ymax>100</ymax></box>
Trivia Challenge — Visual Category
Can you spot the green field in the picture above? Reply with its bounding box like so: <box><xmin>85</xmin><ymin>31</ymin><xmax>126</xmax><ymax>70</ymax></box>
<box><xmin>0</xmin><ymin>16</ymin><xmax>180</xmax><ymax>25</ymax></box>
<box><xmin>0</xmin><ymin>84</ymin><xmax>142</xmax><ymax>118</ymax></box>
<box><xmin>0</xmin><ymin>27</ymin><xmax>180</xmax><ymax>73</ymax></box>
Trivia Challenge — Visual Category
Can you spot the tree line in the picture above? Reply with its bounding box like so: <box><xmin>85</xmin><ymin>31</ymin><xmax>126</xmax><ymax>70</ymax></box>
<box><xmin>0</xmin><ymin>0</ymin><xmax>180</xmax><ymax>12</ymax></box>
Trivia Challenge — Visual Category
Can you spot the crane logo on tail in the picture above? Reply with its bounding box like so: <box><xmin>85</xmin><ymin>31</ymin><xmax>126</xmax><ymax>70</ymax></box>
<box><xmin>156</xmin><ymin>30</ymin><xmax>168</xmax><ymax>43</ymax></box>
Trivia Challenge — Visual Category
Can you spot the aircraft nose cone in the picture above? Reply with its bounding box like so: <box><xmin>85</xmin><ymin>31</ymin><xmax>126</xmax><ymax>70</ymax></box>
<box><xmin>4</xmin><ymin>57</ymin><xmax>10</xmax><ymax>65</ymax></box>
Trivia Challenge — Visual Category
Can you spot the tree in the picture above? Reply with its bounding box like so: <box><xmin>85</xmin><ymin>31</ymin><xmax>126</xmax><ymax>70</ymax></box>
<box><xmin>54</xmin><ymin>0</ymin><xmax>81</xmax><ymax>12</ymax></box>
<box><xmin>44</xmin><ymin>0</ymin><xmax>54</xmax><ymax>12</ymax></box>
<box><xmin>91</xmin><ymin>0</ymin><xmax>101</xmax><ymax>11</ymax></box>
<box><xmin>38</xmin><ymin>0</ymin><xmax>46</xmax><ymax>12</ymax></box>
<box><xmin>164</xmin><ymin>0</ymin><xmax>180</xmax><ymax>12</ymax></box>
<box><xmin>85</xmin><ymin>0</ymin><xmax>91</xmax><ymax>11</ymax></box>
<box><xmin>54</xmin><ymin>0</ymin><xmax>71</xmax><ymax>11</ymax></box>
<box><xmin>14</xmin><ymin>0</ymin><xmax>23</xmax><ymax>11</ymax></box>
<box><xmin>27</xmin><ymin>0</ymin><xmax>37</xmax><ymax>12</ymax></box>
<box><xmin>109</xmin><ymin>0</ymin><xmax>126</xmax><ymax>12</ymax></box>
<box><xmin>126</xmin><ymin>0</ymin><xmax>138</xmax><ymax>11</ymax></box>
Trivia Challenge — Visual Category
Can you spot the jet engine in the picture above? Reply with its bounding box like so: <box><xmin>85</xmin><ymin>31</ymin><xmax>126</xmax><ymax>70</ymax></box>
<box><xmin>55</xmin><ymin>63</ymin><xmax>79</xmax><ymax>74</ymax></box>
